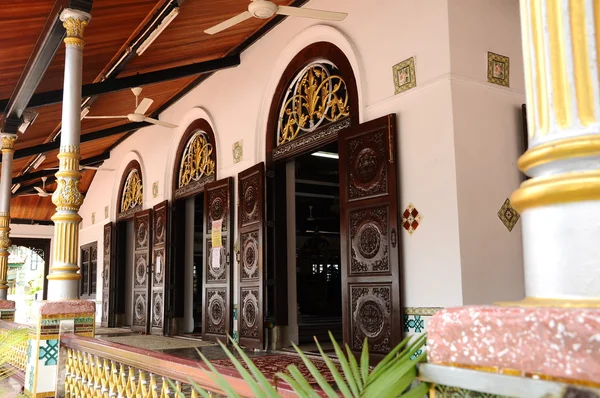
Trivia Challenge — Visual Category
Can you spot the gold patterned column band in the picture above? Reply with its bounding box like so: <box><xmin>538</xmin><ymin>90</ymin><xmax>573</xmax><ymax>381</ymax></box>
<box><xmin>63</xmin><ymin>16</ymin><xmax>88</xmax><ymax>48</ymax></box>
<box><xmin>48</xmin><ymin>213</ymin><xmax>82</xmax><ymax>280</ymax></box>
<box><xmin>52</xmin><ymin>146</ymin><xmax>83</xmax><ymax>211</ymax></box>
<box><xmin>1</xmin><ymin>135</ymin><xmax>16</xmax><ymax>154</ymax></box>
<box><xmin>521</xmin><ymin>0</ymin><xmax>600</xmax><ymax>143</ymax></box>
<box><xmin>511</xmin><ymin>170</ymin><xmax>600</xmax><ymax>212</ymax></box>
<box><xmin>514</xmin><ymin>0</ymin><xmax>600</xmax><ymax>211</ymax></box>
<box><xmin>0</xmin><ymin>213</ymin><xmax>11</xmax><ymax>291</ymax></box>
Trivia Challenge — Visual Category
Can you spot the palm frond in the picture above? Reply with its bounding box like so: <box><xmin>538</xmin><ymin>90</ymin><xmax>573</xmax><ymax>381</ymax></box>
<box><xmin>180</xmin><ymin>332</ymin><xmax>428</xmax><ymax>398</ymax></box>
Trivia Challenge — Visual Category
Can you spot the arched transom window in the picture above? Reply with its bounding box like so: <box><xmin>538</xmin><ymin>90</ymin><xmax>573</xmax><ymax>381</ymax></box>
<box><xmin>178</xmin><ymin>130</ymin><xmax>215</xmax><ymax>189</ymax></box>
<box><xmin>277</xmin><ymin>60</ymin><xmax>350</xmax><ymax>146</ymax></box>
<box><xmin>120</xmin><ymin>168</ymin><xmax>143</xmax><ymax>213</ymax></box>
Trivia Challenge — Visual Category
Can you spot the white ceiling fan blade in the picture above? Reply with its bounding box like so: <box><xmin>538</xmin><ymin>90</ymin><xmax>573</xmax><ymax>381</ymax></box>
<box><xmin>134</xmin><ymin>98</ymin><xmax>154</xmax><ymax>115</ymax></box>
<box><xmin>204</xmin><ymin>11</ymin><xmax>252</xmax><ymax>35</ymax></box>
<box><xmin>84</xmin><ymin>115</ymin><xmax>129</xmax><ymax>119</ymax></box>
<box><xmin>81</xmin><ymin>166</ymin><xmax>115</xmax><ymax>171</ymax></box>
<box><xmin>144</xmin><ymin>117</ymin><xmax>178</xmax><ymax>129</ymax></box>
<box><xmin>276</xmin><ymin>6</ymin><xmax>347</xmax><ymax>21</ymax></box>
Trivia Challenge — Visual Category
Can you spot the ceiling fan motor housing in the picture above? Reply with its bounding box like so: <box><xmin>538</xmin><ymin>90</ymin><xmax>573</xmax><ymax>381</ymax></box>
<box><xmin>249</xmin><ymin>0</ymin><xmax>277</xmax><ymax>19</ymax></box>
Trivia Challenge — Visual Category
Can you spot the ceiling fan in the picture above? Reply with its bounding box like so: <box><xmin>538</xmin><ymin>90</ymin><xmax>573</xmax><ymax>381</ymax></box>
<box><xmin>83</xmin><ymin>87</ymin><xmax>178</xmax><ymax>129</ymax></box>
<box><xmin>204</xmin><ymin>0</ymin><xmax>347</xmax><ymax>35</ymax></box>
<box><xmin>33</xmin><ymin>177</ymin><xmax>51</xmax><ymax>197</ymax></box>
<box><xmin>42</xmin><ymin>165</ymin><xmax>115</xmax><ymax>172</ymax></box>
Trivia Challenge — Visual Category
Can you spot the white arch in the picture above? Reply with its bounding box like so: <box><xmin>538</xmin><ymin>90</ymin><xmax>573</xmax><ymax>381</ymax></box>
<box><xmin>162</xmin><ymin>106</ymin><xmax>219</xmax><ymax>202</ymax></box>
<box><xmin>111</xmin><ymin>150</ymin><xmax>146</xmax><ymax>220</ymax></box>
<box><xmin>254</xmin><ymin>24</ymin><xmax>365</xmax><ymax>163</ymax></box>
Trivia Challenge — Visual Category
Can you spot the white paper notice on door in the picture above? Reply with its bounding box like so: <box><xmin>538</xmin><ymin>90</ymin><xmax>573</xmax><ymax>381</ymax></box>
<box><xmin>156</xmin><ymin>255</ymin><xmax>162</xmax><ymax>274</ymax></box>
<box><xmin>212</xmin><ymin>219</ymin><xmax>223</xmax><ymax>248</ymax></box>
<box><xmin>211</xmin><ymin>247</ymin><xmax>221</xmax><ymax>269</ymax></box>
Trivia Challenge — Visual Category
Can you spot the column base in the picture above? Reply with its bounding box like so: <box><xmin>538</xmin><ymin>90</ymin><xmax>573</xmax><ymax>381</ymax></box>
<box><xmin>0</xmin><ymin>299</ymin><xmax>16</xmax><ymax>321</ymax></box>
<box><xmin>427</xmin><ymin>306</ymin><xmax>600</xmax><ymax>388</ymax></box>
<box><xmin>24</xmin><ymin>300</ymin><xmax>95</xmax><ymax>398</ymax></box>
<box><xmin>496</xmin><ymin>296</ymin><xmax>600</xmax><ymax>308</ymax></box>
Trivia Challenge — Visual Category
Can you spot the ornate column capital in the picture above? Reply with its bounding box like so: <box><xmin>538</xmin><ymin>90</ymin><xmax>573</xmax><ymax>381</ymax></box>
<box><xmin>1</xmin><ymin>134</ymin><xmax>17</xmax><ymax>155</ymax></box>
<box><xmin>60</xmin><ymin>9</ymin><xmax>91</xmax><ymax>48</ymax></box>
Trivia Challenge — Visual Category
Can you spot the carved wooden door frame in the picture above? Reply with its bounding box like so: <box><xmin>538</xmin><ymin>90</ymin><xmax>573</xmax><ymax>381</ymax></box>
<box><xmin>100</xmin><ymin>223</ymin><xmax>114</xmax><ymax>327</ymax></box>
<box><xmin>202</xmin><ymin>178</ymin><xmax>234</xmax><ymax>342</ymax></box>
<box><xmin>151</xmin><ymin>201</ymin><xmax>168</xmax><ymax>335</ymax></box>
<box><xmin>132</xmin><ymin>209</ymin><xmax>153</xmax><ymax>333</ymax></box>
<box><xmin>238</xmin><ymin>163</ymin><xmax>265</xmax><ymax>349</ymax></box>
<box><xmin>339</xmin><ymin>114</ymin><xmax>402</xmax><ymax>359</ymax></box>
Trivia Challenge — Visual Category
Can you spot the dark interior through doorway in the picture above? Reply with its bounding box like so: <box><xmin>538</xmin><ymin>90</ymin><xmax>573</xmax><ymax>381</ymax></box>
<box><xmin>294</xmin><ymin>141</ymin><xmax>342</xmax><ymax>344</ymax></box>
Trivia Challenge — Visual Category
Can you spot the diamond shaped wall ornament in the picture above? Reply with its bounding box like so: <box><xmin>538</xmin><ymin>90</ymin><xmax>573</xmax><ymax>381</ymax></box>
<box><xmin>392</xmin><ymin>57</ymin><xmax>417</xmax><ymax>94</ymax></box>
<box><xmin>402</xmin><ymin>203</ymin><xmax>422</xmax><ymax>235</ymax></box>
<box><xmin>497</xmin><ymin>198</ymin><xmax>520</xmax><ymax>232</ymax></box>
<box><xmin>487</xmin><ymin>51</ymin><xmax>510</xmax><ymax>87</ymax></box>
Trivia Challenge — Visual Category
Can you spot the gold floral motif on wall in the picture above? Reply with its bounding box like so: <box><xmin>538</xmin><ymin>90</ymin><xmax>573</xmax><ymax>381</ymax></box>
<box><xmin>121</xmin><ymin>169</ymin><xmax>143</xmax><ymax>213</ymax></box>
<box><xmin>178</xmin><ymin>131</ymin><xmax>215</xmax><ymax>188</ymax></box>
<box><xmin>277</xmin><ymin>61</ymin><xmax>349</xmax><ymax>146</ymax></box>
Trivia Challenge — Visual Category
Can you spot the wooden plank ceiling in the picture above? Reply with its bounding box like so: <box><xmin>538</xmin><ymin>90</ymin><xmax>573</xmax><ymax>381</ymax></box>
<box><xmin>1</xmin><ymin>0</ymin><xmax>297</xmax><ymax>221</ymax></box>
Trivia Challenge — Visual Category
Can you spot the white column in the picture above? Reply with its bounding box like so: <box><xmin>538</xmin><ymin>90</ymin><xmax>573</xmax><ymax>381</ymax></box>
<box><xmin>0</xmin><ymin>134</ymin><xmax>17</xmax><ymax>300</ymax></box>
<box><xmin>511</xmin><ymin>0</ymin><xmax>600</xmax><ymax>305</ymax></box>
<box><xmin>47</xmin><ymin>9</ymin><xmax>91</xmax><ymax>300</ymax></box>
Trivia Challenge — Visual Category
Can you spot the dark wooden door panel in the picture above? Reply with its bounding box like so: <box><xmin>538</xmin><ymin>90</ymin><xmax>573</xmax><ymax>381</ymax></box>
<box><xmin>339</xmin><ymin>114</ymin><xmax>402</xmax><ymax>358</ymax></box>
<box><xmin>238</xmin><ymin>163</ymin><xmax>265</xmax><ymax>349</ymax></box>
<box><xmin>101</xmin><ymin>223</ymin><xmax>114</xmax><ymax>328</ymax></box>
<box><xmin>151</xmin><ymin>201</ymin><xmax>168</xmax><ymax>335</ymax></box>
<box><xmin>202</xmin><ymin>178</ymin><xmax>234</xmax><ymax>343</ymax></box>
<box><xmin>132</xmin><ymin>209</ymin><xmax>152</xmax><ymax>333</ymax></box>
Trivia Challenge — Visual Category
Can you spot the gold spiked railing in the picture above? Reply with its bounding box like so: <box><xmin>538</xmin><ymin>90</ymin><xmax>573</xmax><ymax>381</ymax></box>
<box><xmin>59</xmin><ymin>335</ymin><xmax>299</xmax><ymax>398</ymax></box>
<box><xmin>0</xmin><ymin>320</ymin><xmax>29</xmax><ymax>379</ymax></box>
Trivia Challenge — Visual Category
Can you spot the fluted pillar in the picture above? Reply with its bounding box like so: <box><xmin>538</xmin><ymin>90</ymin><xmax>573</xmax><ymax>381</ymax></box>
<box><xmin>47</xmin><ymin>9</ymin><xmax>90</xmax><ymax>300</ymax></box>
<box><xmin>0</xmin><ymin>134</ymin><xmax>16</xmax><ymax>301</ymax></box>
<box><xmin>510</xmin><ymin>0</ymin><xmax>600</xmax><ymax>305</ymax></box>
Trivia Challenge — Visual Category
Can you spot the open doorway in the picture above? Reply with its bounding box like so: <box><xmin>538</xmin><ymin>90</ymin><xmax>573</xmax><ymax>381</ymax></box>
<box><xmin>114</xmin><ymin>220</ymin><xmax>135</xmax><ymax>328</ymax></box>
<box><xmin>294</xmin><ymin>141</ymin><xmax>342</xmax><ymax>346</ymax></box>
<box><xmin>178</xmin><ymin>192</ymin><xmax>205</xmax><ymax>337</ymax></box>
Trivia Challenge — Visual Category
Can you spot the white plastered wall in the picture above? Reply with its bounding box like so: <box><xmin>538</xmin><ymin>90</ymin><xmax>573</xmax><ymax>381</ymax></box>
<box><xmin>448</xmin><ymin>0</ymin><xmax>525</xmax><ymax>304</ymax></box>
<box><xmin>79</xmin><ymin>0</ymin><xmax>530</xmax><ymax>324</ymax></box>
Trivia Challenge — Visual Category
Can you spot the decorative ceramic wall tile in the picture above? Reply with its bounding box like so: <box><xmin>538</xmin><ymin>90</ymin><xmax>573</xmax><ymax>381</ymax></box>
<box><xmin>233</xmin><ymin>304</ymin><xmax>239</xmax><ymax>321</ymax></box>
<box><xmin>434</xmin><ymin>384</ymin><xmax>507</xmax><ymax>398</ymax></box>
<box><xmin>233</xmin><ymin>330</ymin><xmax>239</xmax><ymax>343</ymax></box>
<box><xmin>152</xmin><ymin>181</ymin><xmax>159</xmax><ymax>198</ymax></box>
<box><xmin>402</xmin><ymin>203</ymin><xmax>422</xmax><ymax>235</ymax></box>
<box><xmin>404</xmin><ymin>315</ymin><xmax>425</xmax><ymax>333</ymax></box>
<box><xmin>392</xmin><ymin>57</ymin><xmax>417</xmax><ymax>94</ymax></box>
<box><xmin>487</xmin><ymin>52</ymin><xmax>510</xmax><ymax>87</ymax></box>
<box><xmin>404</xmin><ymin>307</ymin><xmax>444</xmax><ymax>316</ymax></box>
<box><xmin>91</xmin><ymin>212</ymin><xmax>96</xmax><ymax>224</ymax></box>
<box><xmin>233</xmin><ymin>140</ymin><xmax>243</xmax><ymax>164</ymax></box>
<box><xmin>104</xmin><ymin>206</ymin><xmax>109</xmax><ymax>219</ymax></box>
<box><xmin>39</xmin><ymin>339</ymin><xmax>58</xmax><ymax>366</ymax></box>
<box><xmin>497</xmin><ymin>198</ymin><xmax>520</xmax><ymax>232</ymax></box>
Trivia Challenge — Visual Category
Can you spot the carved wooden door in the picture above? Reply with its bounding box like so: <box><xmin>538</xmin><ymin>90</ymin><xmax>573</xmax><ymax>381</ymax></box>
<box><xmin>339</xmin><ymin>114</ymin><xmax>402</xmax><ymax>358</ymax></box>
<box><xmin>151</xmin><ymin>201</ymin><xmax>168</xmax><ymax>335</ymax></box>
<box><xmin>132</xmin><ymin>209</ymin><xmax>152</xmax><ymax>333</ymax></box>
<box><xmin>202</xmin><ymin>178</ymin><xmax>234</xmax><ymax>342</ymax></box>
<box><xmin>238</xmin><ymin>163</ymin><xmax>265</xmax><ymax>349</ymax></box>
<box><xmin>101</xmin><ymin>223</ymin><xmax>114</xmax><ymax>327</ymax></box>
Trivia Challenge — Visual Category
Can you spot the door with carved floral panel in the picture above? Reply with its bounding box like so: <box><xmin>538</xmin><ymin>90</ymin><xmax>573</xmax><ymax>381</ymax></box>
<box><xmin>202</xmin><ymin>178</ymin><xmax>234</xmax><ymax>342</ymax></box>
<box><xmin>151</xmin><ymin>201</ymin><xmax>168</xmax><ymax>335</ymax></box>
<box><xmin>339</xmin><ymin>114</ymin><xmax>402</xmax><ymax>359</ymax></box>
<box><xmin>238</xmin><ymin>163</ymin><xmax>265</xmax><ymax>349</ymax></box>
<box><xmin>132</xmin><ymin>209</ymin><xmax>152</xmax><ymax>333</ymax></box>
<box><xmin>101</xmin><ymin>223</ymin><xmax>114</xmax><ymax>328</ymax></box>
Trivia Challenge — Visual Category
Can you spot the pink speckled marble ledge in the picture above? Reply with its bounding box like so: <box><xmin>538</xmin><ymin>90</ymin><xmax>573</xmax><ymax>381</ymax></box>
<box><xmin>427</xmin><ymin>306</ymin><xmax>600</xmax><ymax>387</ymax></box>
<box><xmin>34</xmin><ymin>300</ymin><xmax>95</xmax><ymax>316</ymax></box>
<box><xmin>0</xmin><ymin>300</ymin><xmax>15</xmax><ymax>310</ymax></box>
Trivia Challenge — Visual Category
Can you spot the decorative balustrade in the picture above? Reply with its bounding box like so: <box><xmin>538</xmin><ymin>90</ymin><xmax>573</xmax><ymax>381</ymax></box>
<box><xmin>59</xmin><ymin>335</ymin><xmax>299</xmax><ymax>398</ymax></box>
<box><xmin>0</xmin><ymin>320</ymin><xmax>29</xmax><ymax>378</ymax></box>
